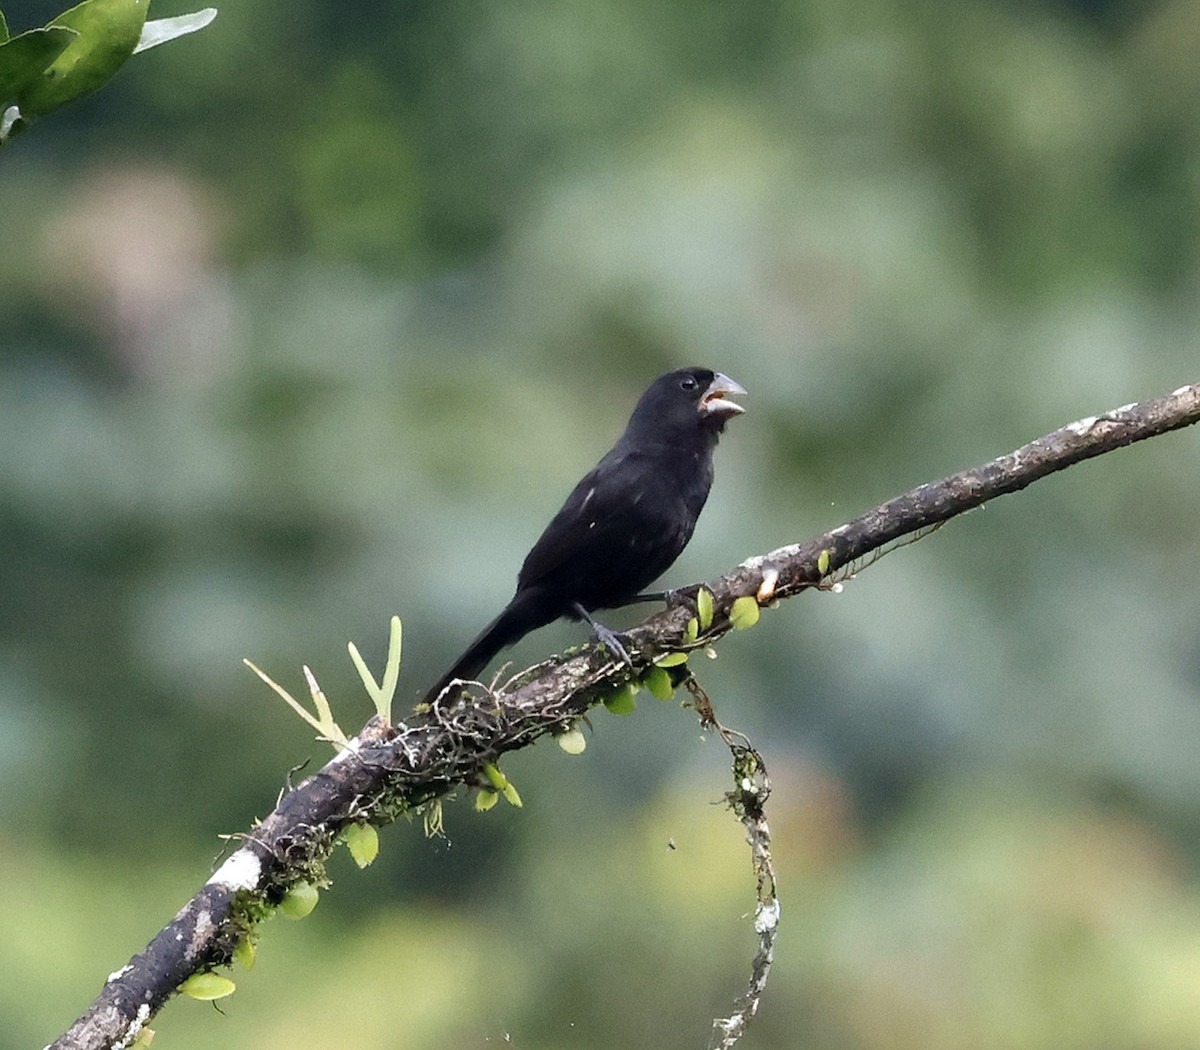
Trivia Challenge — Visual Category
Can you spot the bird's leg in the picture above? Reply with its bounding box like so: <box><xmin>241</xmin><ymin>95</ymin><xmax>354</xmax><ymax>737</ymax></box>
<box><xmin>572</xmin><ymin>603</ymin><xmax>632</xmax><ymax>667</ymax></box>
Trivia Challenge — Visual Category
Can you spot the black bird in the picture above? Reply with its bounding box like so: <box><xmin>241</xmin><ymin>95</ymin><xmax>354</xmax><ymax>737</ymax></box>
<box><xmin>425</xmin><ymin>367</ymin><xmax>746</xmax><ymax>703</ymax></box>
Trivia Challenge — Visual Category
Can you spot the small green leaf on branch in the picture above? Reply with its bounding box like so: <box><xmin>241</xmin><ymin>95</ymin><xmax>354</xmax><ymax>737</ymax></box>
<box><xmin>233</xmin><ymin>936</ymin><xmax>257</xmax><ymax>971</ymax></box>
<box><xmin>556</xmin><ymin>724</ymin><xmax>588</xmax><ymax>754</ymax></box>
<box><xmin>343</xmin><ymin>823</ymin><xmax>380</xmax><ymax>869</ymax></box>
<box><xmin>179</xmin><ymin>972</ymin><xmax>236</xmax><ymax>1001</ymax></box>
<box><xmin>643</xmin><ymin>666</ymin><xmax>674</xmax><ymax>700</ymax></box>
<box><xmin>730</xmin><ymin>596</ymin><xmax>760</xmax><ymax>630</ymax></box>
<box><xmin>348</xmin><ymin>615</ymin><xmax>402</xmax><ymax>721</ymax></box>
<box><xmin>280</xmin><ymin>881</ymin><xmax>319</xmax><ymax>919</ymax></box>
<box><xmin>604</xmin><ymin>683</ymin><xmax>637</xmax><ymax>715</ymax></box>
<box><xmin>482</xmin><ymin>762</ymin><xmax>523</xmax><ymax>807</ymax></box>
<box><xmin>244</xmin><ymin>659</ymin><xmax>348</xmax><ymax>748</ymax></box>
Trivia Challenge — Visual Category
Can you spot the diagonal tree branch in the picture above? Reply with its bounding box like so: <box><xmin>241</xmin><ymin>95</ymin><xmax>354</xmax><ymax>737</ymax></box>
<box><xmin>51</xmin><ymin>380</ymin><xmax>1200</xmax><ymax>1050</ymax></box>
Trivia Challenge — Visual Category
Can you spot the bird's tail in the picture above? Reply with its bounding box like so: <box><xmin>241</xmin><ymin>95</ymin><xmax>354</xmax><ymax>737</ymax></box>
<box><xmin>423</xmin><ymin>591</ymin><xmax>554</xmax><ymax>705</ymax></box>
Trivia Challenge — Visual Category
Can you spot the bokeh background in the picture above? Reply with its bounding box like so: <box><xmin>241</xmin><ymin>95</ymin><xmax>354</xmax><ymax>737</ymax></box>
<box><xmin>5</xmin><ymin>0</ymin><xmax>1200</xmax><ymax>1046</ymax></box>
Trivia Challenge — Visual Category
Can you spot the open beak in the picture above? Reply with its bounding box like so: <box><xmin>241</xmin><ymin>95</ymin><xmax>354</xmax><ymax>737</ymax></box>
<box><xmin>699</xmin><ymin>373</ymin><xmax>747</xmax><ymax>418</ymax></box>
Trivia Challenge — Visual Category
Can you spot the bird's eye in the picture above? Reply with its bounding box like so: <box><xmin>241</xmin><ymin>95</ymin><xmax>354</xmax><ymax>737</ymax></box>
<box><xmin>680</xmin><ymin>376</ymin><xmax>698</xmax><ymax>391</ymax></box>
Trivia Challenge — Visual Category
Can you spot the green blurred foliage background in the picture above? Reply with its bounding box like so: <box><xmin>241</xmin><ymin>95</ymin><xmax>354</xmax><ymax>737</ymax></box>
<box><xmin>4</xmin><ymin>0</ymin><xmax>1200</xmax><ymax>1046</ymax></box>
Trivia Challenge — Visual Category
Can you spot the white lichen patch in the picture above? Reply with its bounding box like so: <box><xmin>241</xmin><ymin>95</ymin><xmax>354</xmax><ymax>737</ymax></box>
<box><xmin>193</xmin><ymin>910</ymin><xmax>215</xmax><ymax>949</ymax></box>
<box><xmin>114</xmin><ymin>1002</ymin><xmax>152</xmax><ymax>1050</ymax></box>
<box><xmin>326</xmin><ymin>735</ymin><xmax>365</xmax><ymax>768</ymax></box>
<box><xmin>207</xmin><ymin>848</ymin><xmax>262</xmax><ymax>891</ymax></box>
<box><xmin>1065</xmin><ymin>415</ymin><xmax>1098</xmax><ymax>436</ymax></box>
<box><xmin>754</xmin><ymin>899</ymin><xmax>781</xmax><ymax>934</ymax></box>
<box><xmin>107</xmin><ymin>964</ymin><xmax>133</xmax><ymax>984</ymax></box>
<box><xmin>740</xmin><ymin>543</ymin><xmax>800</xmax><ymax>571</ymax></box>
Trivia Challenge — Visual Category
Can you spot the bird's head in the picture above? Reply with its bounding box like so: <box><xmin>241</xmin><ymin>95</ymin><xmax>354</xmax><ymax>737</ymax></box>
<box><xmin>624</xmin><ymin>367</ymin><xmax>747</xmax><ymax>444</ymax></box>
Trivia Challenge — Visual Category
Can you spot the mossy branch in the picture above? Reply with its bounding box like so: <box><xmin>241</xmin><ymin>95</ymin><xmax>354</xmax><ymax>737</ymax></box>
<box><xmin>49</xmin><ymin>380</ymin><xmax>1200</xmax><ymax>1050</ymax></box>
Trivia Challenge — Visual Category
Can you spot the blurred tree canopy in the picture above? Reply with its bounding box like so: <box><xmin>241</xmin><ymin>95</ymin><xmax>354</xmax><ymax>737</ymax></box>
<box><xmin>5</xmin><ymin>1</ymin><xmax>1200</xmax><ymax>1047</ymax></box>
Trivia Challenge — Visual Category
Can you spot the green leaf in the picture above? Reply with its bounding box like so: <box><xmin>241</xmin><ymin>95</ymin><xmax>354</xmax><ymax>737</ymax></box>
<box><xmin>474</xmin><ymin>789</ymin><xmax>498</xmax><ymax>812</ymax></box>
<box><xmin>344</xmin><ymin>823</ymin><xmax>379</xmax><ymax>869</ymax></box>
<box><xmin>603</xmin><ymin>684</ymin><xmax>637</xmax><ymax>715</ymax></box>
<box><xmin>643</xmin><ymin>666</ymin><xmax>674</xmax><ymax>700</ymax></box>
<box><xmin>479</xmin><ymin>761</ymin><xmax>522</xmax><ymax>805</ymax></box>
<box><xmin>243</xmin><ymin>659</ymin><xmax>348</xmax><ymax>749</ymax></box>
<box><xmin>696</xmin><ymin>587</ymin><xmax>714</xmax><ymax>630</ymax></box>
<box><xmin>817</xmin><ymin>548</ymin><xmax>832</xmax><ymax>575</ymax></box>
<box><xmin>348</xmin><ymin>615</ymin><xmax>401</xmax><ymax>722</ymax></box>
<box><xmin>134</xmin><ymin>7</ymin><xmax>217</xmax><ymax>54</ymax></box>
<box><xmin>377</xmin><ymin>615</ymin><xmax>402</xmax><ymax>720</ymax></box>
<box><xmin>501</xmin><ymin>782</ymin><xmax>523</xmax><ymax>807</ymax></box>
<box><xmin>180</xmin><ymin>972</ymin><xmax>236</xmax><ymax>1001</ymax></box>
<box><xmin>683</xmin><ymin>617</ymin><xmax>699</xmax><ymax>643</ymax></box>
<box><xmin>233</xmin><ymin>936</ymin><xmax>257</xmax><ymax>971</ymax></box>
<box><xmin>18</xmin><ymin>0</ymin><xmax>149</xmax><ymax>118</ymax></box>
<box><xmin>0</xmin><ymin>10</ymin><xmax>9</xmax><ymax>43</ymax></box>
<box><xmin>280</xmin><ymin>881</ymin><xmax>319</xmax><ymax>919</ymax></box>
<box><xmin>556</xmin><ymin>725</ymin><xmax>587</xmax><ymax>754</ymax></box>
<box><xmin>654</xmin><ymin>651</ymin><xmax>688</xmax><ymax>668</ymax></box>
<box><xmin>730</xmin><ymin>595</ymin><xmax>760</xmax><ymax>630</ymax></box>
<box><xmin>0</xmin><ymin>28</ymin><xmax>77</xmax><ymax>101</ymax></box>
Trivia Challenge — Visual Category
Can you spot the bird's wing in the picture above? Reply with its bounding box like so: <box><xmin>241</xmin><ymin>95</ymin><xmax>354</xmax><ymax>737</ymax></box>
<box><xmin>516</xmin><ymin>448</ymin><xmax>695</xmax><ymax>600</ymax></box>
